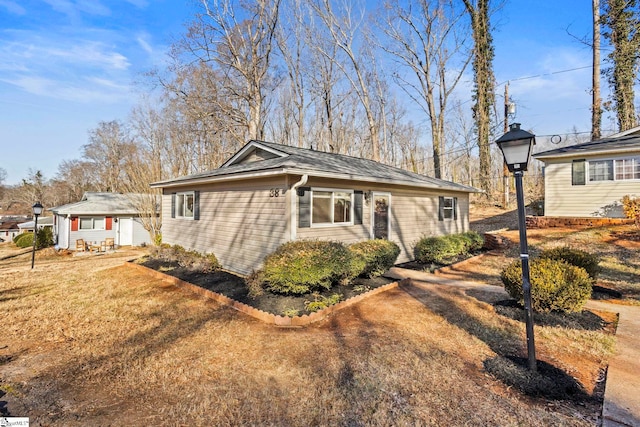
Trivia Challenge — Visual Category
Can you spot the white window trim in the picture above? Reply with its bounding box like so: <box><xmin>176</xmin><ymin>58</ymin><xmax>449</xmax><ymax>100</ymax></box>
<box><xmin>310</xmin><ymin>187</ymin><xmax>354</xmax><ymax>227</ymax></box>
<box><xmin>586</xmin><ymin>156</ymin><xmax>640</xmax><ymax>183</ymax></box>
<box><xmin>176</xmin><ymin>191</ymin><xmax>195</xmax><ymax>219</ymax></box>
<box><xmin>79</xmin><ymin>216</ymin><xmax>106</xmax><ymax>231</ymax></box>
<box><xmin>370</xmin><ymin>192</ymin><xmax>391</xmax><ymax>239</ymax></box>
<box><xmin>442</xmin><ymin>197</ymin><xmax>455</xmax><ymax>220</ymax></box>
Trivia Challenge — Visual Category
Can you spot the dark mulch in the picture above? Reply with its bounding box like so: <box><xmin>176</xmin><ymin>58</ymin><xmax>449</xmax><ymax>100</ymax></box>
<box><xmin>484</xmin><ymin>355</ymin><xmax>592</xmax><ymax>402</ymax></box>
<box><xmin>139</xmin><ymin>258</ymin><xmax>394</xmax><ymax>317</ymax></box>
<box><xmin>591</xmin><ymin>285</ymin><xmax>624</xmax><ymax>300</ymax></box>
<box><xmin>493</xmin><ymin>299</ymin><xmax>617</xmax><ymax>332</ymax></box>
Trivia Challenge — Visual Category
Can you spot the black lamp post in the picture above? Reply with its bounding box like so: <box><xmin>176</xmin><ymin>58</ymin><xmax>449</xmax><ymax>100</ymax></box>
<box><xmin>496</xmin><ymin>123</ymin><xmax>537</xmax><ymax>372</ymax></box>
<box><xmin>31</xmin><ymin>201</ymin><xmax>44</xmax><ymax>269</ymax></box>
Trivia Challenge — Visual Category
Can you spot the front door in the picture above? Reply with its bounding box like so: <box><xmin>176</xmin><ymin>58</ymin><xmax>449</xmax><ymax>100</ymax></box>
<box><xmin>118</xmin><ymin>217</ymin><xmax>133</xmax><ymax>246</ymax></box>
<box><xmin>373</xmin><ymin>193</ymin><xmax>390</xmax><ymax>239</ymax></box>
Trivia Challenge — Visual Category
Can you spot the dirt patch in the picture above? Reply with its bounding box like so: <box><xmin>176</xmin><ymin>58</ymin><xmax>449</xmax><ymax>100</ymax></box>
<box><xmin>138</xmin><ymin>258</ymin><xmax>394</xmax><ymax>317</ymax></box>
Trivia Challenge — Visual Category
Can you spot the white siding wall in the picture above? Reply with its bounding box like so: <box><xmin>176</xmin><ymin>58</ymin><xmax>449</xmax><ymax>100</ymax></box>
<box><xmin>161</xmin><ymin>177</ymin><xmax>289</xmax><ymax>275</ymax></box>
<box><xmin>132</xmin><ymin>218</ymin><xmax>152</xmax><ymax>246</ymax></box>
<box><xmin>544</xmin><ymin>159</ymin><xmax>640</xmax><ymax>217</ymax></box>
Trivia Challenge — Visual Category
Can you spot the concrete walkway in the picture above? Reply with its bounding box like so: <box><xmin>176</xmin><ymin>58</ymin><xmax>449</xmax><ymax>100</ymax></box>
<box><xmin>387</xmin><ymin>267</ymin><xmax>640</xmax><ymax>427</ymax></box>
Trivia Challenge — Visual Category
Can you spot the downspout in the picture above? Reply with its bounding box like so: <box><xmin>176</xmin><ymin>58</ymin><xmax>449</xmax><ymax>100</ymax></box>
<box><xmin>66</xmin><ymin>214</ymin><xmax>71</xmax><ymax>250</ymax></box>
<box><xmin>290</xmin><ymin>174</ymin><xmax>308</xmax><ymax>241</ymax></box>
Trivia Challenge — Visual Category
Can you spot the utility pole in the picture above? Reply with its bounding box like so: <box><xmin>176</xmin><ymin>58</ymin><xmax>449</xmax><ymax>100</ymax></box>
<box><xmin>592</xmin><ymin>0</ymin><xmax>602</xmax><ymax>140</ymax></box>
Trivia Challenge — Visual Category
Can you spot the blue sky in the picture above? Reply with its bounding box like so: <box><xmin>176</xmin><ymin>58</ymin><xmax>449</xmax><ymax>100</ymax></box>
<box><xmin>1</xmin><ymin>0</ymin><xmax>605</xmax><ymax>185</ymax></box>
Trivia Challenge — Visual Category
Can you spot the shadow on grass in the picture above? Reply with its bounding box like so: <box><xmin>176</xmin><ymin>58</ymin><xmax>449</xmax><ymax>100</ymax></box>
<box><xmin>484</xmin><ymin>355</ymin><xmax>589</xmax><ymax>402</ymax></box>
<box><xmin>402</xmin><ymin>283</ymin><xmax>595</xmax><ymax>403</ymax></box>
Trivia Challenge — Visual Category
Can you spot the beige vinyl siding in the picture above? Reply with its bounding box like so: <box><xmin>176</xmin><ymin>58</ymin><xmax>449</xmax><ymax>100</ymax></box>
<box><xmin>295</xmin><ymin>177</ymin><xmax>469</xmax><ymax>264</ymax></box>
<box><xmin>161</xmin><ymin>177</ymin><xmax>289</xmax><ymax>275</ymax></box>
<box><xmin>544</xmin><ymin>158</ymin><xmax>640</xmax><ymax>217</ymax></box>
<box><xmin>389</xmin><ymin>190</ymin><xmax>469</xmax><ymax>263</ymax></box>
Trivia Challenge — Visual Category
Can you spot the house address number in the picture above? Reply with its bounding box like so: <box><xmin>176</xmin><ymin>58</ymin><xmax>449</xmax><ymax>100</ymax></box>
<box><xmin>269</xmin><ymin>188</ymin><xmax>280</xmax><ymax>197</ymax></box>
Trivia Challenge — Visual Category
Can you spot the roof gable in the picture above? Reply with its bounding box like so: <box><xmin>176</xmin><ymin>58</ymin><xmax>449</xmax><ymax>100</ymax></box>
<box><xmin>50</xmin><ymin>192</ymin><xmax>157</xmax><ymax>215</ymax></box>
<box><xmin>152</xmin><ymin>141</ymin><xmax>479</xmax><ymax>193</ymax></box>
<box><xmin>534</xmin><ymin>134</ymin><xmax>640</xmax><ymax>160</ymax></box>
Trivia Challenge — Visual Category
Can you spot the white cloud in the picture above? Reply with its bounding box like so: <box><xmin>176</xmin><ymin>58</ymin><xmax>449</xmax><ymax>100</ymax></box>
<box><xmin>0</xmin><ymin>0</ymin><xmax>26</xmax><ymax>15</ymax></box>
<box><xmin>124</xmin><ymin>0</ymin><xmax>149</xmax><ymax>8</ymax></box>
<box><xmin>136</xmin><ymin>33</ymin><xmax>154</xmax><ymax>55</ymax></box>
<box><xmin>42</xmin><ymin>0</ymin><xmax>110</xmax><ymax>18</ymax></box>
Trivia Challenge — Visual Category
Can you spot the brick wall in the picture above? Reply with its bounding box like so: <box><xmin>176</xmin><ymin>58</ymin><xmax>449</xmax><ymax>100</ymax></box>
<box><xmin>525</xmin><ymin>216</ymin><xmax>633</xmax><ymax>229</ymax></box>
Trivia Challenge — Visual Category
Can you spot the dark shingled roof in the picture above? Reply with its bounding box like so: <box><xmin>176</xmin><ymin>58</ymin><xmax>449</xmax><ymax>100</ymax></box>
<box><xmin>534</xmin><ymin>134</ymin><xmax>640</xmax><ymax>159</ymax></box>
<box><xmin>152</xmin><ymin>140</ymin><xmax>478</xmax><ymax>193</ymax></box>
<box><xmin>50</xmin><ymin>192</ymin><xmax>158</xmax><ymax>215</ymax></box>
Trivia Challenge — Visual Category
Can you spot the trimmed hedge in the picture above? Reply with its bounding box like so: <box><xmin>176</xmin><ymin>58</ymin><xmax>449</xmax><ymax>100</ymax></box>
<box><xmin>262</xmin><ymin>240</ymin><xmax>357</xmax><ymax>295</ymax></box>
<box><xmin>501</xmin><ymin>258</ymin><xmax>592</xmax><ymax>313</ymax></box>
<box><xmin>13</xmin><ymin>232</ymin><xmax>29</xmax><ymax>244</ymax></box>
<box><xmin>414</xmin><ymin>231</ymin><xmax>483</xmax><ymax>264</ymax></box>
<box><xmin>15</xmin><ymin>233</ymin><xmax>34</xmax><ymax>248</ymax></box>
<box><xmin>348</xmin><ymin>239</ymin><xmax>401</xmax><ymax>278</ymax></box>
<box><xmin>539</xmin><ymin>246</ymin><xmax>600</xmax><ymax>280</ymax></box>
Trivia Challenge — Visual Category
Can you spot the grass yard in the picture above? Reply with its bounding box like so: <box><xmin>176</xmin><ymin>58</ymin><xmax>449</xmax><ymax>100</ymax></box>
<box><xmin>0</xmin><ymin>228</ymin><xmax>625</xmax><ymax>426</ymax></box>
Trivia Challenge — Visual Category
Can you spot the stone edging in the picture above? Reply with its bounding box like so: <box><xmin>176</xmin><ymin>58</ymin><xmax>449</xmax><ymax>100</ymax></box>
<box><xmin>125</xmin><ymin>261</ymin><xmax>404</xmax><ymax>327</ymax></box>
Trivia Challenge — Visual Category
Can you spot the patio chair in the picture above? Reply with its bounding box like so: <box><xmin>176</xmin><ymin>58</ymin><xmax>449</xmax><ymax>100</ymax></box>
<box><xmin>103</xmin><ymin>237</ymin><xmax>115</xmax><ymax>251</ymax></box>
<box><xmin>76</xmin><ymin>239</ymin><xmax>86</xmax><ymax>252</ymax></box>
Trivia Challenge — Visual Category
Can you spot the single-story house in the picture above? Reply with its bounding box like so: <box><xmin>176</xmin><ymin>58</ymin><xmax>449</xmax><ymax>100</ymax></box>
<box><xmin>0</xmin><ymin>221</ymin><xmax>21</xmax><ymax>242</ymax></box>
<box><xmin>151</xmin><ymin>140</ymin><xmax>479</xmax><ymax>276</ymax></box>
<box><xmin>17</xmin><ymin>216</ymin><xmax>54</xmax><ymax>232</ymax></box>
<box><xmin>50</xmin><ymin>192</ymin><xmax>156</xmax><ymax>249</ymax></box>
<box><xmin>534</xmin><ymin>128</ymin><xmax>640</xmax><ymax>218</ymax></box>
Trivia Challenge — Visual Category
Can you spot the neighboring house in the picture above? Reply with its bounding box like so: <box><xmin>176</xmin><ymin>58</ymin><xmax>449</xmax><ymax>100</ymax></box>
<box><xmin>50</xmin><ymin>192</ymin><xmax>156</xmax><ymax>249</ymax></box>
<box><xmin>151</xmin><ymin>140</ymin><xmax>479</xmax><ymax>276</ymax></box>
<box><xmin>18</xmin><ymin>216</ymin><xmax>54</xmax><ymax>233</ymax></box>
<box><xmin>534</xmin><ymin>127</ymin><xmax>640</xmax><ymax>218</ymax></box>
<box><xmin>0</xmin><ymin>221</ymin><xmax>21</xmax><ymax>242</ymax></box>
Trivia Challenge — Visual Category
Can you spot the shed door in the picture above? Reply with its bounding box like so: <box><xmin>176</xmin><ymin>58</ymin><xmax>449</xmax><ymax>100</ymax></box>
<box><xmin>373</xmin><ymin>193</ymin><xmax>390</xmax><ymax>240</ymax></box>
<box><xmin>118</xmin><ymin>218</ymin><xmax>133</xmax><ymax>246</ymax></box>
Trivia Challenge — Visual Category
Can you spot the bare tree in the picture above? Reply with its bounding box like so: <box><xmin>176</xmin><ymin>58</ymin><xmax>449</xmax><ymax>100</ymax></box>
<box><xmin>463</xmin><ymin>0</ymin><xmax>496</xmax><ymax>198</ymax></box>
<box><xmin>83</xmin><ymin>121</ymin><xmax>136</xmax><ymax>193</ymax></box>
<box><xmin>181</xmin><ymin>0</ymin><xmax>282</xmax><ymax>141</ymax></box>
<box><xmin>380</xmin><ymin>0</ymin><xmax>471</xmax><ymax>179</ymax></box>
<box><xmin>310</xmin><ymin>0</ymin><xmax>382</xmax><ymax>161</ymax></box>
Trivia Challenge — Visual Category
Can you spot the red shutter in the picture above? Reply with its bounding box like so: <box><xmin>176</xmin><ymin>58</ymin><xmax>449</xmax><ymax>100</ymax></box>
<box><xmin>71</xmin><ymin>217</ymin><xmax>79</xmax><ymax>231</ymax></box>
<box><xmin>106</xmin><ymin>217</ymin><xmax>112</xmax><ymax>231</ymax></box>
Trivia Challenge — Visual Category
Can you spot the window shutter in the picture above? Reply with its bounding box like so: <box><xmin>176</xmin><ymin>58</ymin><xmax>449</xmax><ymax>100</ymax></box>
<box><xmin>438</xmin><ymin>197</ymin><xmax>444</xmax><ymax>221</ymax></box>
<box><xmin>572</xmin><ymin>159</ymin><xmax>586</xmax><ymax>185</ymax></box>
<box><xmin>354</xmin><ymin>191</ymin><xmax>363</xmax><ymax>225</ymax></box>
<box><xmin>298</xmin><ymin>187</ymin><xmax>311</xmax><ymax>228</ymax></box>
<box><xmin>71</xmin><ymin>217</ymin><xmax>79</xmax><ymax>231</ymax></box>
<box><xmin>105</xmin><ymin>217</ymin><xmax>112</xmax><ymax>230</ymax></box>
<box><xmin>193</xmin><ymin>191</ymin><xmax>200</xmax><ymax>220</ymax></box>
<box><xmin>453</xmin><ymin>197</ymin><xmax>458</xmax><ymax>220</ymax></box>
<box><xmin>171</xmin><ymin>193</ymin><xmax>176</xmax><ymax>218</ymax></box>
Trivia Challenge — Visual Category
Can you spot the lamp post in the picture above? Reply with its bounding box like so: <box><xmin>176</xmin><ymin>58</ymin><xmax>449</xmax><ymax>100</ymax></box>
<box><xmin>31</xmin><ymin>201</ymin><xmax>44</xmax><ymax>269</ymax></box>
<box><xmin>496</xmin><ymin>123</ymin><xmax>537</xmax><ymax>372</ymax></box>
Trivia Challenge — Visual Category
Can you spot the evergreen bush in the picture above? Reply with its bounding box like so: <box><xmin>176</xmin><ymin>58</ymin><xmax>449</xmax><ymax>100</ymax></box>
<box><xmin>348</xmin><ymin>239</ymin><xmax>401</xmax><ymax>277</ymax></box>
<box><xmin>262</xmin><ymin>240</ymin><xmax>356</xmax><ymax>295</ymax></box>
<box><xmin>15</xmin><ymin>233</ymin><xmax>34</xmax><ymax>248</ymax></box>
<box><xmin>539</xmin><ymin>246</ymin><xmax>600</xmax><ymax>280</ymax></box>
<box><xmin>501</xmin><ymin>258</ymin><xmax>592</xmax><ymax>313</ymax></box>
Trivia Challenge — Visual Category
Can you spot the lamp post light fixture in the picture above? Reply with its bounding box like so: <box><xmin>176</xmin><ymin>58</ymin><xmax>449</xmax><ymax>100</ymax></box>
<box><xmin>496</xmin><ymin>123</ymin><xmax>537</xmax><ymax>372</ymax></box>
<box><xmin>31</xmin><ymin>201</ymin><xmax>44</xmax><ymax>269</ymax></box>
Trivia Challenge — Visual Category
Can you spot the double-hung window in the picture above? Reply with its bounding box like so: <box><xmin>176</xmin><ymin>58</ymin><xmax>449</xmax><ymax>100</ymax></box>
<box><xmin>614</xmin><ymin>157</ymin><xmax>640</xmax><ymax>180</ymax></box>
<box><xmin>311</xmin><ymin>189</ymin><xmax>353</xmax><ymax>226</ymax></box>
<box><xmin>176</xmin><ymin>192</ymin><xmax>195</xmax><ymax>219</ymax></box>
<box><xmin>589</xmin><ymin>160</ymin><xmax>614</xmax><ymax>182</ymax></box>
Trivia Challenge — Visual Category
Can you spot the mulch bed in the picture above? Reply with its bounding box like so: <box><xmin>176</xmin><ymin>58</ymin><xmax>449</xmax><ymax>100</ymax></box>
<box><xmin>138</xmin><ymin>258</ymin><xmax>394</xmax><ymax>317</ymax></box>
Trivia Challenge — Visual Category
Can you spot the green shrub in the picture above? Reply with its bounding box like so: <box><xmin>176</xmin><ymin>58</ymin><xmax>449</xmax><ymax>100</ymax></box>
<box><xmin>304</xmin><ymin>293</ymin><xmax>343</xmax><ymax>313</ymax></box>
<box><xmin>348</xmin><ymin>239</ymin><xmax>401</xmax><ymax>277</ymax></box>
<box><xmin>415</xmin><ymin>235</ymin><xmax>463</xmax><ymax>264</ymax></box>
<box><xmin>262</xmin><ymin>240</ymin><xmax>356</xmax><ymax>295</ymax></box>
<box><xmin>36</xmin><ymin>227</ymin><xmax>54</xmax><ymax>249</ymax></box>
<box><xmin>539</xmin><ymin>246</ymin><xmax>600</xmax><ymax>280</ymax></box>
<box><xmin>462</xmin><ymin>231</ymin><xmax>485</xmax><ymax>252</ymax></box>
<box><xmin>13</xmin><ymin>232</ymin><xmax>29</xmax><ymax>244</ymax></box>
<box><xmin>148</xmin><ymin>245</ymin><xmax>220</xmax><ymax>273</ymax></box>
<box><xmin>15</xmin><ymin>233</ymin><xmax>34</xmax><ymax>248</ymax></box>
<box><xmin>501</xmin><ymin>258</ymin><xmax>592</xmax><ymax>313</ymax></box>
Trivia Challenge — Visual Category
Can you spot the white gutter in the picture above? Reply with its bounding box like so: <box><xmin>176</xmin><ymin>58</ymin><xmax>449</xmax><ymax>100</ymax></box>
<box><xmin>290</xmin><ymin>174</ymin><xmax>308</xmax><ymax>241</ymax></box>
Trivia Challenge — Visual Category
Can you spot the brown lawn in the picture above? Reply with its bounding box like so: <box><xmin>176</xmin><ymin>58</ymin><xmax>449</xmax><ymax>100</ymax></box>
<box><xmin>0</xmin><ymin>241</ymin><xmax>621</xmax><ymax>426</ymax></box>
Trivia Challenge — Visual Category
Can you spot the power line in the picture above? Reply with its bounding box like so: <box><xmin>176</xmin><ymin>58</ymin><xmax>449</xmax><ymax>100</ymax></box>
<box><xmin>496</xmin><ymin>65</ymin><xmax>593</xmax><ymax>87</ymax></box>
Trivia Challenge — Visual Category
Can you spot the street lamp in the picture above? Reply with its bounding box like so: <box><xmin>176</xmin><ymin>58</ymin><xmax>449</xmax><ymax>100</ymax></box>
<box><xmin>31</xmin><ymin>201</ymin><xmax>44</xmax><ymax>269</ymax></box>
<box><xmin>496</xmin><ymin>123</ymin><xmax>537</xmax><ymax>372</ymax></box>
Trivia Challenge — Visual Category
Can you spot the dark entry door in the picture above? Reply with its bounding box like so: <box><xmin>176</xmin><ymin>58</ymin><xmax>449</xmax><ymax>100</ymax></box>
<box><xmin>373</xmin><ymin>194</ymin><xmax>390</xmax><ymax>239</ymax></box>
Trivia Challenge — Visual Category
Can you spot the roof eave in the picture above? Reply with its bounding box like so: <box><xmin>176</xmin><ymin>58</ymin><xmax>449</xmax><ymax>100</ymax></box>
<box><xmin>151</xmin><ymin>167</ymin><xmax>479</xmax><ymax>193</ymax></box>
<box><xmin>534</xmin><ymin>146</ymin><xmax>640</xmax><ymax>160</ymax></box>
